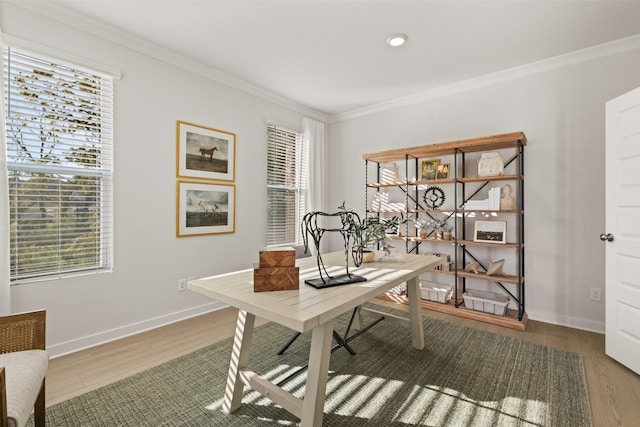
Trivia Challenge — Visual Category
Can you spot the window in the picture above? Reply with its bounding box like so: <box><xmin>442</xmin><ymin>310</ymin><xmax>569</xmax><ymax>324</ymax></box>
<box><xmin>266</xmin><ymin>124</ymin><xmax>308</xmax><ymax>246</ymax></box>
<box><xmin>3</xmin><ymin>47</ymin><xmax>113</xmax><ymax>282</ymax></box>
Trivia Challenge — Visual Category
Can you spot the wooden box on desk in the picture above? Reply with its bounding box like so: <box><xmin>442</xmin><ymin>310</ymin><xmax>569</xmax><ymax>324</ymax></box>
<box><xmin>253</xmin><ymin>266</ymin><xmax>300</xmax><ymax>292</ymax></box>
<box><xmin>259</xmin><ymin>246</ymin><xmax>296</xmax><ymax>268</ymax></box>
<box><xmin>253</xmin><ymin>247</ymin><xmax>299</xmax><ymax>292</ymax></box>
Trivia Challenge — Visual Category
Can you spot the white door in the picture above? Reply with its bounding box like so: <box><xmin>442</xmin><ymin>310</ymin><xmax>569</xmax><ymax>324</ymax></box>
<box><xmin>605</xmin><ymin>86</ymin><xmax>640</xmax><ymax>375</ymax></box>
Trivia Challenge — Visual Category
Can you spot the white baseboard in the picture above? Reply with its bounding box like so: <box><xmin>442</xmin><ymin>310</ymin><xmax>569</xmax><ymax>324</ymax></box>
<box><xmin>48</xmin><ymin>301</ymin><xmax>227</xmax><ymax>358</ymax></box>
<box><xmin>527</xmin><ymin>309</ymin><xmax>605</xmax><ymax>335</ymax></box>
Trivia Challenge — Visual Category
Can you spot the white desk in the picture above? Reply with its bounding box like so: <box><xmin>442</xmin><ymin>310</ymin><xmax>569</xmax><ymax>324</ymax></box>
<box><xmin>188</xmin><ymin>251</ymin><xmax>442</xmax><ymax>427</ymax></box>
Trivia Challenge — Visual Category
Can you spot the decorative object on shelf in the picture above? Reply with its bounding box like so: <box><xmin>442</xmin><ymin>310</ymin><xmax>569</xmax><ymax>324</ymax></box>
<box><xmin>477</xmin><ymin>151</ymin><xmax>504</xmax><ymax>177</ymax></box>
<box><xmin>371</xmin><ymin>191</ymin><xmax>389</xmax><ymax>211</ymax></box>
<box><xmin>486</xmin><ymin>259</ymin><xmax>506</xmax><ymax>276</ymax></box>
<box><xmin>436</xmin><ymin>163</ymin><xmax>450</xmax><ymax>180</ymax></box>
<box><xmin>301</xmin><ymin>207</ymin><xmax>366</xmax><ymax>287</ymax></box>
<box><xmin>176</xmin><ymin>181</ymin><xmax>235</xmax><ymax>237</ymax></box>
<box><xmin>500</xmin><ymin>184</ymin><xmax>516</xmax><ymax>210</ymax></box>
<box><xmin>420</xmin><ymin>282</ymin><xmax>453</xmax><ymax>303</ymax></box>
<box><xmin>423</xmin><ymin>186</ymin><xmax>445</xmax><ymax>209</ymax></box>
<box><xmin>381</xmin><ymin>163</ymin><xmax>400</xmax><ymax>183</ymax></box>
<box><xmin>433</xmin><ymin>218</ymin><xmax>452</xmax><ymax>238</ymax></box>
<box><xmin>463</xmin><ymin>290</ymin><xmax>510</xmax><ymax>316</ymax></box>
<box><xmin>413</xmin><ymin>218</ymin><xmax>430</xmax><ymax>239</ymax></box>
<box><xmin>421</xmin><ymin>159</ymin><xmax>440</xmax><ymax>180</ymax></box>
<box><xmin>473</xmin><ymin>220</ymin><xmax>507</xmax><ymax>244</ymax></box>
<box><xmin>414</xmin><ymin>217</ymin><xmax>451</xmax><ymax>239</ymax></box>
<box><xmin>176</xmin><ymin>120</ymin><xmax>236</xmax><ymax>182</ymax></box>
<box><xmin>464</xmin><ymin>261</ymin><xmax>480</xmax><ymax>274</ymax></box>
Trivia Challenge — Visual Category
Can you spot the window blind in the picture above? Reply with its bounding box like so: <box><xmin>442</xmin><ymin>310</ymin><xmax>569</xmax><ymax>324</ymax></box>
<box><xmin>266</xmin><ymin>124</ymin><xmax>307</xmax><ymax>246</ymax></box>
<box><xmin>3</xmin><ymin>46</ymin><xmax>113</xmax><ymax>282</ymax></box>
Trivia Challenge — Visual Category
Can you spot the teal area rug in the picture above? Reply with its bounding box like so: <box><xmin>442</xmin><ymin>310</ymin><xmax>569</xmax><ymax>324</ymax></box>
<box><xmin>31</xmin><ymin>304</ymin><xmax>592</xmax><ymax>426</ymax></box>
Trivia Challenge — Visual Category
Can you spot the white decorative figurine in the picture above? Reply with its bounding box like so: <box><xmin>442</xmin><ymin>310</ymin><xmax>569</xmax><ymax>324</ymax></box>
<box><xmin>500</xmin><ymin>184</ymin><xmax>516</xmax><ymax>210</ymax></box>
<box><xmin>477</xmin><ymin>152</ymin><xmax>504</xmax><ymax>177</ymax></box>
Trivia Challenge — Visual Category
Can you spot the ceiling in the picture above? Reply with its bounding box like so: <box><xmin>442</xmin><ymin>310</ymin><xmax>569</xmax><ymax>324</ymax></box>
<box><xmin>17</xmin><ymin>0</ymin><xmax>640</xmax><ymax>118</ymax></box>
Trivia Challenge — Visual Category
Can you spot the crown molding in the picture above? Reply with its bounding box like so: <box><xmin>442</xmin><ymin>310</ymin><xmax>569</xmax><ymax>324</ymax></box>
<box><xmin>8</xmin><ymin>0</ymin><xmax>330</xmax><ymax>123</ymax></box>
<box><xmin>333</xmin><ymin>33</ymin><xmax>640</xmax><ymax>123</ymax></box>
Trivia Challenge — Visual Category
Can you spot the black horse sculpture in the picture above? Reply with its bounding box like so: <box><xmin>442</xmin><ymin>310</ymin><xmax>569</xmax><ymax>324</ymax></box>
<box><xmin>301</xmin><ymin>209</ymin><xmax>367</xmax><ymax>288</ymax></box>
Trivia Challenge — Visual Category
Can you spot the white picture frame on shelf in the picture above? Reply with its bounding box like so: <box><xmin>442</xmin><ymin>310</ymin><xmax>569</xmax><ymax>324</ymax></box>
<box><xmin>473</xmin><ymin>220</ymin><xmax>506</xmax><ymax>244</ymax></box>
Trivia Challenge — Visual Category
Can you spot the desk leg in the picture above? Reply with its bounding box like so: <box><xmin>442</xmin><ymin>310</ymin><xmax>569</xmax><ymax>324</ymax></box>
<box><xmin>223</xmin><ymin>309</ymin><xmax>255</xmax><ymax>413</ymax></box>
<box><xmin>406</xmin><ymin>276</ymin><xmax>425</xmax><ymax>350</ymax></box>
<box><xmin>300</xmin><ymin>319</ymin><xmax>334</xmax><ymax>427</ymax></box>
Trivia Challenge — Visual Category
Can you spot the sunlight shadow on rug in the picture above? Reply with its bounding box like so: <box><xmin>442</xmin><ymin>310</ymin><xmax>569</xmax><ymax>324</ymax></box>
<box><xmin>205</xmin><ymin>365</ymin><xmax>551</xmax><ymax>426</ymax></box>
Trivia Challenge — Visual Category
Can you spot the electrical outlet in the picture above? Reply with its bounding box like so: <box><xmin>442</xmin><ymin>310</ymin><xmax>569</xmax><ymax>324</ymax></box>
<box><xmin>589</xmin><ymin>287</ymin><xmax>602</xmax><ymax>302</ymax></box>
<box><xmin>178</xmin><ymin>279</ymin><xmax>187</xmax><ymax>292</ymax></box>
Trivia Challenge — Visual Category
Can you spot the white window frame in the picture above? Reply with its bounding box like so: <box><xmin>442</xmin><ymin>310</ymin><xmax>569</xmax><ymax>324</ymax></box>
<box><xmin>266</xmin><ymin>123</ymin><xmax>308</xmax><ymax>247</ymax></box>
<box><xmin>3</xmin><ymin>46</ymin><xmax>114</xmax><ymax>283</ymax></box>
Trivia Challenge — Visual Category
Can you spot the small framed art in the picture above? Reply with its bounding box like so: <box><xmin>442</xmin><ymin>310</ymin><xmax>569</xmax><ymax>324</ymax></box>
<box><xmin>176</xmin><ymin>120</ymin><xmax>236</xmax><ymax>182</ymax></box>
<box><xmin>421</xmin><ymin>159</ymin><xmax>440</xmax><ymax>181</ymax></box>
<box><xmin>473</xmin><ymin>220</ymin><xmax>506</xmax><ymax>244</ymax></box>
<box><xmin>436</xmin><ymin>163</ymin><xmax>450</xmax><ymax>180</ymax></box>
<box><xmin>177</xmin><ymin>181</ymin><xmax>236</xmax><ymax>236</ymax></box>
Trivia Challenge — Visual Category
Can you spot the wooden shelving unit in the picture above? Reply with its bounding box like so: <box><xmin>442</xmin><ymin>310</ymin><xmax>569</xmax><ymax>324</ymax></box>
<box><xmin>363</xmin><ymin>132</ymin><xmax>527</xmax><ymax>330</ymax></box>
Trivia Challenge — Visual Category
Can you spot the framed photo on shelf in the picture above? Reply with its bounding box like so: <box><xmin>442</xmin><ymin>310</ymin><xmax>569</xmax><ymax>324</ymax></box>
<box><xmin>473</xmin><ymin>220</ymin><xmax>506</xmax><ymax>244</ymax></box>
<box><xmin>436</xmin><ymin>163</ymin><xmax>450</xmax><ymax>180</ymax></box>
<box><xmin>177</xmin><ymin>181</ymin><xmax>236</xmax><ymax>237</ymax></box>
<box><xmin>421</xmin><ymin>159</ymin><xmax>440</xmax><ymax>180</ymax></box>
<box><xmin>176</xmin><ymin>120</ymin><xmax>236</xmax><ymax>182</ymax></box>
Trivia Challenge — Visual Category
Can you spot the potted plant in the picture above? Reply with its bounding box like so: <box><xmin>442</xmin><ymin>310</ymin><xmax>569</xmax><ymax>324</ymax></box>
<box><xmin>414</xmin><ymin>217</ymin><xmax>452</xmax><ymax>240</ymax></box>
<box><xmin>338</xmin><ymin>202</ymin><xmax>399</xmax><ymax>260</ymax></box>
<box><xmin>359</xmin><ymin>215</ymin><xmax>400</xmax><ymax>254</ymax></box>
<box><xmin>413</xmin><ymin>218</ymin><xmax>431</xmax><ymax>239</ymax></box>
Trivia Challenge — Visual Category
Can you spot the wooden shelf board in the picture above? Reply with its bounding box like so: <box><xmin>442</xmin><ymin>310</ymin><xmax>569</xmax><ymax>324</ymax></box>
<box><xmin>367</xmin><ymin>182</ymin><xmax>407</xmax><ymax>188</ymax></box>
<box><xmin>363</xmin><ymin>132</ymin><xmax>527</xmax><ymax>163</ymax></box>
<box><xmin>460</xmin><ymin>209</ymin><xmax>522</xmax><ymax>214</ymax></box>
<box><xmin>410</xmin><ymin>178</ymin><xmax>456</xmax><ymax>186</ymax></box>
<box><xmin>457</xmin><ymin>174</ymin><xmax>523</xmax><ymax>183</ymax></box>
<box><xmin>427</xmin><ymin>269</ymin><xmax>523</xmax><ymax>284</ymax></box>
<box><xmin>366</xmin><ymin>176</ymin><xmax>522</xmax><ymax>187</ymax></box>
<box><xmin>377</xmin><ymin>293</ymin><xmax>528</xmax><ymax>331</ymax></box>
<box><xmin>457</xmin><ymin>239</ymin><xmax>522</xmax><ymax>249</ymax></box>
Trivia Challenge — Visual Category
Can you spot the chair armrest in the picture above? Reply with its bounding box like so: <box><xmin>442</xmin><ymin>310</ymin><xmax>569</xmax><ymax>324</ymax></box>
<box><xmin>0</xmin><ymin>310</ymin><xmax>46</xmax><ymax>353</ymax></box>
<box><xmin>1</xmin><ymin>366</ymin><xmax>7</xmax><ymax>427</ymax></box>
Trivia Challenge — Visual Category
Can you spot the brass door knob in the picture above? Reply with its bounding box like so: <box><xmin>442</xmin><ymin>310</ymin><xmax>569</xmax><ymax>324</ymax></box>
<box><xmin>600</xmin><ymin>233</ymin><xmax>614</xmax><ymax>242</ymax></box>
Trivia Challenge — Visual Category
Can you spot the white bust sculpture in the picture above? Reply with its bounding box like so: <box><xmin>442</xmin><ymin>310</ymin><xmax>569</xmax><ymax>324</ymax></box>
<box><xmin>500</xmin><ymin>184</ymin><xmax>516</xmax><ymax>210</ymax></box>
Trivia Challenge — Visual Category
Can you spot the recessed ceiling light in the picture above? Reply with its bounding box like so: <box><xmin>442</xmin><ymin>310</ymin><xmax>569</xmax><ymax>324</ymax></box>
<box><xmin>386</xmin><ymin>33</ymin><xmax>408</xmax><ymax>47</ymax></box>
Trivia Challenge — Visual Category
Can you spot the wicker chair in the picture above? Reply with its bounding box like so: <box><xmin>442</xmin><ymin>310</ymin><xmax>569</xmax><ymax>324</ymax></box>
<box><xmin>0</xmin><ymin>310</ymin><xmax>47</xmax><ymax>427</ymax></box>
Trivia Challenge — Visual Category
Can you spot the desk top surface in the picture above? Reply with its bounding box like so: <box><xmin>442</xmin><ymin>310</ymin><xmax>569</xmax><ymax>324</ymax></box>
<box><xmin>188</xmin><ymin>251</ymin><xmax>442</xmax><ymax>333</ymax></box>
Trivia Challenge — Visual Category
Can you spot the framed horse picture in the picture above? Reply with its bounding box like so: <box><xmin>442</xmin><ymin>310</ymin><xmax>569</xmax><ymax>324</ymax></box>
<box><xmin>177</xmin><ymin>181</ymin><xmax>236</xmax><ymax>236</ymax></box>
<box><xmin>176</xmin><ymin>120</ymin><xmax>236</xmax><ymax>182</ymax></box>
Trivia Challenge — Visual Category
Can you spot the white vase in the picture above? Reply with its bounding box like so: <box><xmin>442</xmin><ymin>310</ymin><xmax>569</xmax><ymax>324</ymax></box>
<box><xmin>478</xmin><ymin>152</ymin><xmax>504</xmax><ymax>177</ymax></box>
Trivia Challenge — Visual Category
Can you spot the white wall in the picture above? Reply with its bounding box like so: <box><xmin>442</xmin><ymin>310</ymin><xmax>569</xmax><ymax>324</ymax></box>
<box><xmin>1</xmin><ymin>3</ymin><xmax>322</xmax><ymax>357</ymax></box>
<box><xmin>327</xmin><ymin>38</ymin><xmax>640</xmax><ymax>333</ymax></box>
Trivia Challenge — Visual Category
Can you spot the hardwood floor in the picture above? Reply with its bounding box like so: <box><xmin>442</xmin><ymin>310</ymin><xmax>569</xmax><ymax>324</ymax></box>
<box><xmin>46</xmin><ymin>299</ymin><xmax>640</xmax><ymax>427</ymax></box>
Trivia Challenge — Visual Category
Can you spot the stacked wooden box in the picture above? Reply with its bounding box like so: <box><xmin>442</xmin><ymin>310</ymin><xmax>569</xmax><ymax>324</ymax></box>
<box><xmin>253</xmin><ymin>247</ymin><xmax>299</xmax><ymax>292</ymax></box>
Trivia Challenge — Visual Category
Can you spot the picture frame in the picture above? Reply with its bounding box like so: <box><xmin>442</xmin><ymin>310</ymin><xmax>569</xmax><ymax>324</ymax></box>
<box><xmin>421</xmin><ymin>159</ymin><xmax>440</xmax><ymax>181</ymax></box>
<box><xmin>177</xmin><ymin>181</ymin><xmax>235</xmax><ymax>236</ymax></box>
<box><xmin>436</xmin><ymin>163</ymin><xmax>450</xmax><ymax>180</ymax></box>
<box><xmin>473</xmin><ymin>220</ymin><xmax>506</xmax><ymax>244</ymax></box>
<box><xmin>176</xmin><ymin>120</ymin><xmax>236</xmax><ymax>182</ymax></box>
